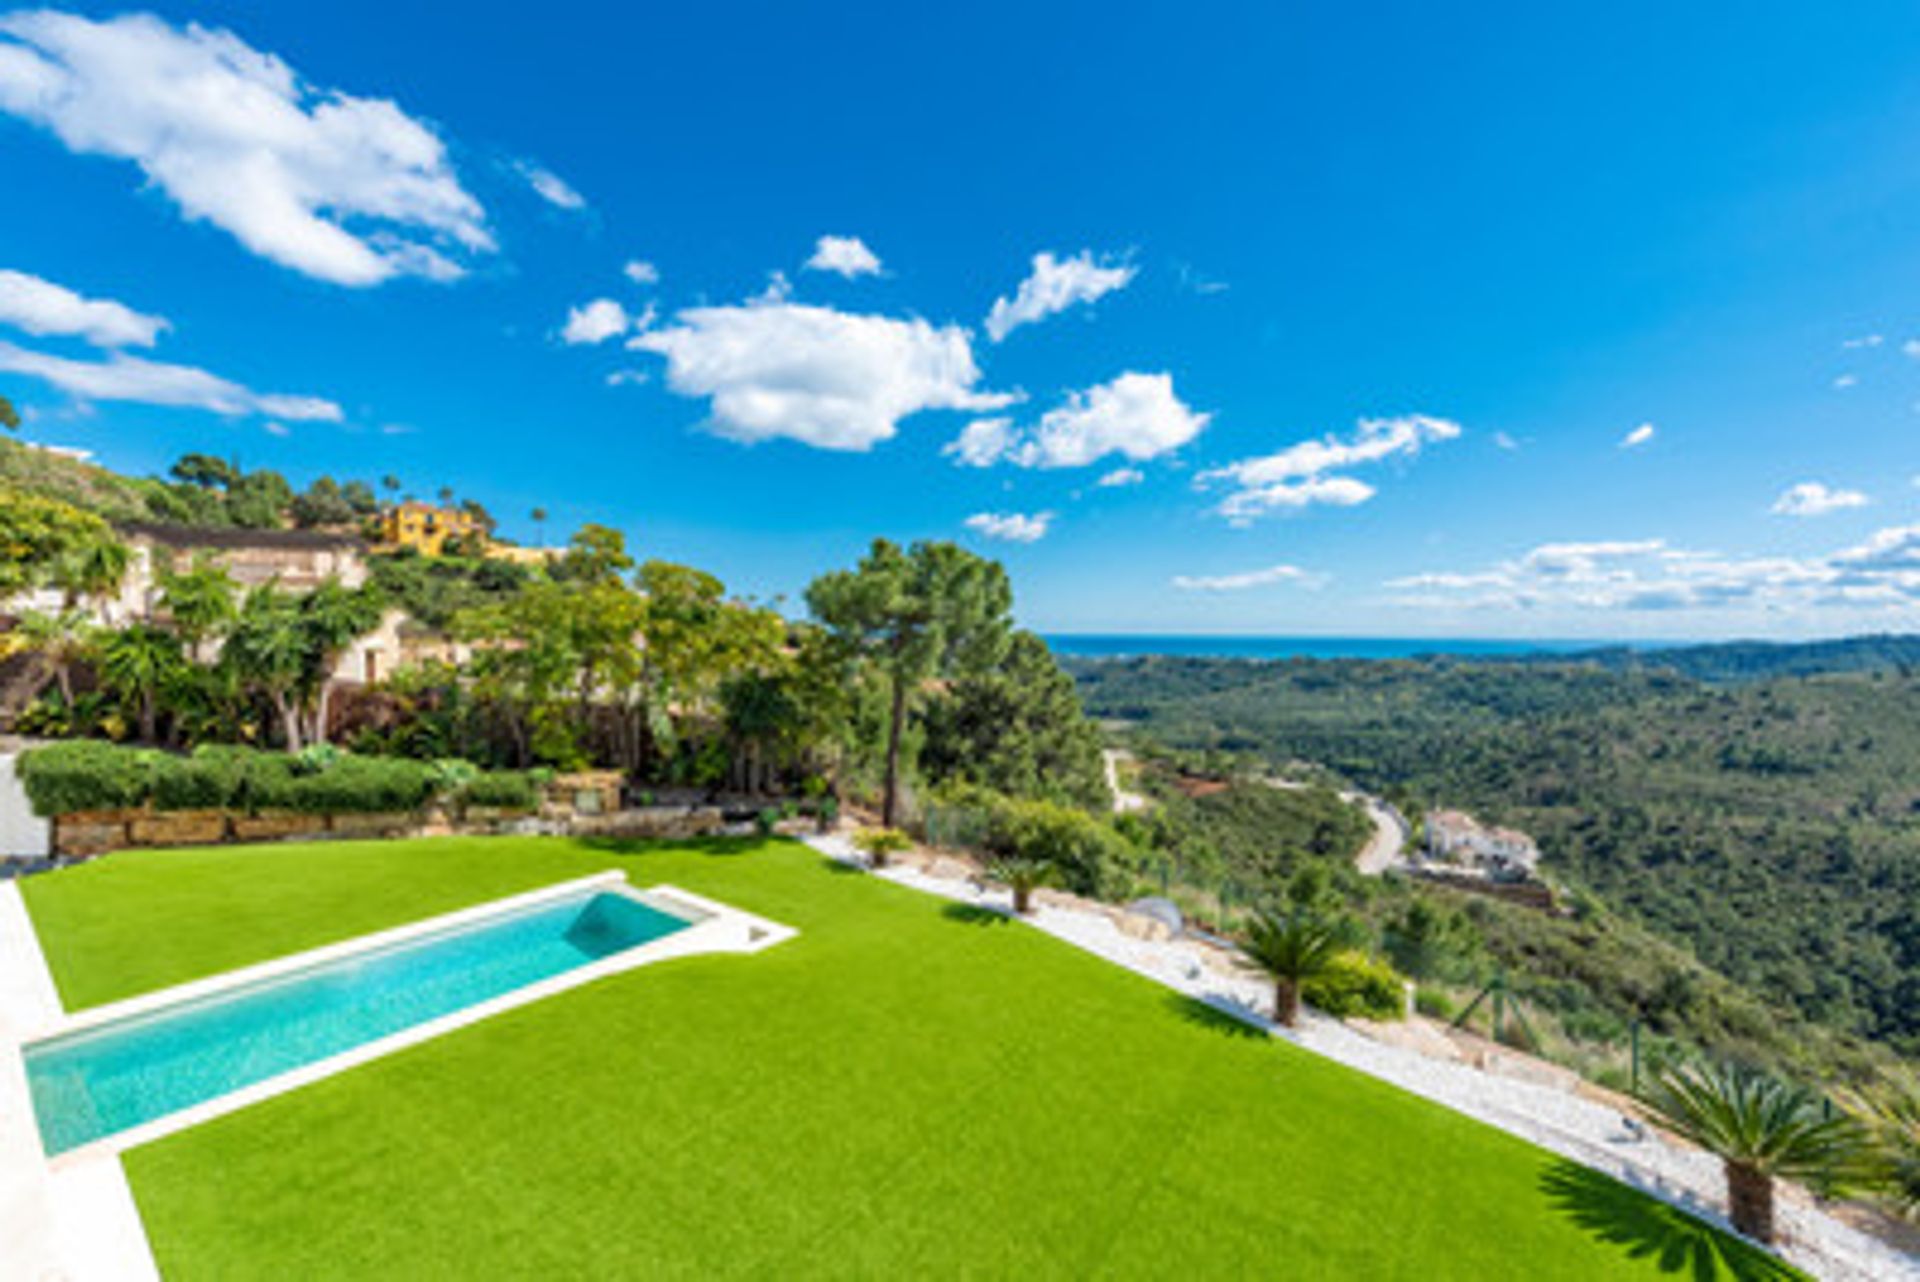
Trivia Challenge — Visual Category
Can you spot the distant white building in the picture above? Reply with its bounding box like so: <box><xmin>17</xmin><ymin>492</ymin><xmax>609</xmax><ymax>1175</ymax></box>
<box><xmin>1424</xmin><ymin>809</ymin><xmax>1541</xmax><ymax>880</ymax></box>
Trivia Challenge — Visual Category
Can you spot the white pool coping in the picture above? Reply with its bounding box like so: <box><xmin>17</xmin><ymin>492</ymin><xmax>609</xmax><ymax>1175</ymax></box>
<box><xmin>1</xmin><ymin>872</ymin><xmax>796</xmax><ymax>1280</ymax></box>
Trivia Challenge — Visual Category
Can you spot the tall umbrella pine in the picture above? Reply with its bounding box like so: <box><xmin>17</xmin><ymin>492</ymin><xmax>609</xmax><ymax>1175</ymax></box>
<box><xmin>806</xmin><ymin>540</ymin><xmax>1013</xmax><ymax>829</ymax></box>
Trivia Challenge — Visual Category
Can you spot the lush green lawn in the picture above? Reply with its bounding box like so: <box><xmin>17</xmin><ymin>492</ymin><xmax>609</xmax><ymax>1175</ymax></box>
<box><xmin>23</xmin><ymin>836</ymin><xmax>1795</xmax><ymax>1280</ymax></box>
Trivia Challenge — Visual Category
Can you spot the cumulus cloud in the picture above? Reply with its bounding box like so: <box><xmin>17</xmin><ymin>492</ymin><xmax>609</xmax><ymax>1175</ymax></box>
<box><xmin>1621</xmin><ymin>422</ymin><xmax>1656</xmax><ymax>448</ymax></box>
<box><xmin>949</xmin><ymin>372</ymin><xmax>1208</xmax><ymax>470</ymax></box>
<box><xmin>1097</xmin><ymin>467</ymin><xmax>1144</xmax><ymax>488</ymax></box>
<box><xmin>984</xmin><ymin>250</ymin><xmax>1135</xmax><ymax>342</ymax></box>
<box><xmin>804</xmin><ymin>235</ymin><xmax>883</xmax><ymax>278</ymax></box>
<box><xmin>605</xmin><ymin>368</ymin><xmax>649</xmax><ymax>388</ymax></box>
<box><xmin>623</xmin><ymin>259</ymin><xmax>660</xmax><ymax>286</ymax></box>
<box><xmin>515</xmin><ymin>161</ymin><xmax>585</xmax><ymax>210</ymax></box>
<box><xmin>1172</xmin><ymin>564</ymin><xmax>1317</xmax><ymax>591</ymax></box>
<box><xmin>1841</xmin><ymin>334</ymin><xmax>1883</xmax><ymax>349</ymax></box>
<box><xmin>631</xmin><ymin>299</ymin><xmax>1011</xmax><ymax>451</ymax></box>
<box><xmin>0</xmin><ymin>268</ymin><xmax>166</xmax><ymax>347</ymax></box>
<box><xmin>1772</xmin><ymin>482</ymin><xmax>1868</xmax><ymax>518</ymax></box>
<box><xmin>945</xmin><ymin>417</ymin><xmax>1016</xmax><ymax>468</ymax></box>
<box><xmin>0</xmin><ymin>11</ymin><xmax>491</xmax><ymax>285</ymax></box>
<box><xmin>0</xmin><ymin>338</ymin><xmax>340</xmax><ymax>420</ymax></box>
<box><xmin>1198</xmin><ymin>414</ymin><xmax>1460</xmax><ymax>525</ymax></box>
<box><xmin>964</xmin><ymin>511</ymin><xmax>1052</xmax><ymax>543</ymax></box>
<box><xmin>561</xmin><ymin>298</ymin><xmax>630</xmax><ymax>345</ymax></box>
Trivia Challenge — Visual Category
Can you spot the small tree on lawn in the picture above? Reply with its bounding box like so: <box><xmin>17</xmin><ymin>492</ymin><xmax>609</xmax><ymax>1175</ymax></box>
<box><xmin>1641</xmin><ymin>1059</ymin><xmax>1869</xmax><ymax>1244</ymax></box>
<box><xmin>1242</xmin><ymin>907</ymin><xmax>1359</xmax><ymax>1029</ymax></box>
<box><xmin>986</xmin><ymin>855</ymin><xmax>1056</xmax><ymax>914</ymax></box>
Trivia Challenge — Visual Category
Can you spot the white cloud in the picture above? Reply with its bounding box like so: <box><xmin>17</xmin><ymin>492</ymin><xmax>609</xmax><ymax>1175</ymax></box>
<box><xmin>1198</xmin><ymin>413</ymin><xmax>1459</xmax><ymax>525</ymax></box>
<box><xmin>952</xmin><ymin>372</ymin><xmax>1207</xmax><ymax>470</ymax></box>
<box><xmin>515</xmin><ymin>161</ymin><xmax>584</xmax><ymax>211</ymax></box>
<box><xmin>0</xmin><ymin>268</ymin><xmax>166</xmax><ymax>347</ymax></box>
<box><xmin>1833</xmin><ymin>373</ymin><xmax>1859</xmax><ymax>390</ymax></box>
<box><xmin>945</xmin><ymin>417</ymin><xmax>1016</xmax><ymax>468</ymax></box>
<box><xmin>631</xmin><ymin>299</ymin><xmax>1011</xmax><ymax>451</ymax></box>
<box><xmin>0</xmin><ymin>338</ymin><xmax>340</xmax><ymax>420</ymax></box>
<box><xmin>623</xmin><ymin>259</ymin><xmax>660</xmax><ymax>286</ymax></box>
<box><xmin>1096</xmin><ymin>467</ymin><xmax>1144</xmax><ymax>488</ymax></box>
<box><xmin>1172</xmin><ymin>564</ymin><xmax>1317</xmax><ymax>592</ymax></box>
<box><xmin>1384</xmin><ymin>532</ymin><xmax>1920</xmax><ymax>616</ymax></box>
<box><xmin>1904</xmin><ymin>339</ymin><xmax>1920</xmax><ymax>360</ymax></box>
<box><xmin>1842</xmin><ymin>334</ymin><xmax>1883</xmax><ymax>349</ymax></box>
<box><xmin>0</xmin><ymin>11</ymin><xmax>491</xmax><ymax>286</ymax></box>
<box><xmin>605</xmin><ymin>368</ymin><xmax>649</xmax><ymax>388</ymax></box>
<box><xmin>1492</xmin><ymin>431</ymin><xmax>1520</xmax><ymax>451</ymax></box>
<box><xmin>1772</xmin><ymin>481</ymin><xmax>1868</xmax><ymax>518</ymax></box>
<box><xmin>804</xmin><ymin>235</ymin><xmax>883</xmax><ymax>278</ymax></box>
<box><xmin>262</xmin><ymin>420</ymin><xmax>290</xmax><ymax>436</ymax></box>
<box><xmin>964</xmin><ymin>511</ymin><xmax>1053</xmax><ymax>543</ymax></box>
<box><xmin>1621</xmin><ymin>422</ymin><xmax>1656</xmax><ymax>448</ymax></box>
<box><xmin>561</xmin><ymin>298</ymin><xmax>630</xmax><ymax>346</ymax></box>
<box><xmin>984</xmin><ymin>250</ymin><xmax>1136</xmax><ymax>342</ymax></box>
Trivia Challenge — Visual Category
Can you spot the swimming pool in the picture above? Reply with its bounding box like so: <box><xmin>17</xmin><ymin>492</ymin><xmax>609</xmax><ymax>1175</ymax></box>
<box><xmin>26</xmin><ymin>882</ymin><xmax>698</xmax><ymax>1157</ymax></box>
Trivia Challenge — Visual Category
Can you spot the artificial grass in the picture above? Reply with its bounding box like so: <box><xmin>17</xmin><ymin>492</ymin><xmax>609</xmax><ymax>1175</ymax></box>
<box><xmin>22</xmin><ymin>836</ymin><xmax>1798</xmax><ymax>1280</ymax></box>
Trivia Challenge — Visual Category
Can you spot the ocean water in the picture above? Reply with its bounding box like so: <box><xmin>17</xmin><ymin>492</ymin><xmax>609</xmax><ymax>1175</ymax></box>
<box><xmin>1043</xmin><ymin>635</ymin><xmax>1622</xmax><ymax>661</ymax></box>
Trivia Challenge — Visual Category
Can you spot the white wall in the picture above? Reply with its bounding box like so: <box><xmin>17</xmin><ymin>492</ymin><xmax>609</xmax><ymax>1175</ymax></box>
<box><xmin>0</xmin><ymin>753</ymin><xmax>50</xmax><ymax>859</ymax></box>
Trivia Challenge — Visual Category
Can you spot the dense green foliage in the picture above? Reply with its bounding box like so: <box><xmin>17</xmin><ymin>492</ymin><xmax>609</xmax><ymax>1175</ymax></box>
<box><xmin>1301</xmin><ymin>950</ymin><xmax>1407</xmax><ymax>1022</ymax></box>
<box><xmin>919</xmin><ymin>630</ymin><xmax>1109</xmax><ymax>810</ymax></box>
<box><xmin>16</xmin><ymin>741</ymin><xmax>533</xmax><ymax>817</ymax></box>
<box><xmin>19</xmin><ymin>837</ymin><xmax>1786</xmax><ymax>1279</ymax></box>
<box><xmin>1071</xmin><ymin>654</ymin><xmax>1920</xmax><ymax>1075</ymax></box>
<box><xmin>1118</xmin><ymin>773</ymin><xmax>1372</xmax><ymax>895</ymax></box>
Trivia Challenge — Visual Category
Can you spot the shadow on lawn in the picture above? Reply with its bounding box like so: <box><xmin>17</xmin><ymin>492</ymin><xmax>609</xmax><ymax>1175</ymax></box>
<box><xmin>1166</xmin><ymin>992</ymin><xmax>1269</xmax><ymax>1040</ymax></box>
<box><xmin>1538</xmin><ymin>1161</ymin><xmax>1802</xmax><ymax>1282</ymax></box>
<box><xmin>941</xmin><ymin>902</ymin><xmax>1013</xmax><ymax>927</ymax></box>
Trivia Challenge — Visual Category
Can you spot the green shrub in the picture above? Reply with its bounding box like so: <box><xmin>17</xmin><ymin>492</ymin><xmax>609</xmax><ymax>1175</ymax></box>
<box><xmin>982</xmin><ymin>795</ymin><xmax>1140</xmax><ymax>899</ymax></box>
<box><xmin>281</xmin><ymin>755</ymin><xmax>434</xmax><ymax>815</ymax></box>
<box><xmin>460</xmin><ymin>770</ymin><xmax>540</xmax><ymax>812</ymax></box>
<box><xmin>17</xmin><ymin>741</ymin><xmax>154</xmax><ymax>815</ymax></box>
<box><xmin>1302</xmin><ymin>951</ymin><xmax>1407</xmax><ymax>1022</ymax></box>
<box><xmin>149</xmin><ymin>753</ymin><xmax>238</xmax><ymax>811</ymax></box>
<box><xmin>428</xmin><ymin>757</ymin><xmax>480</xmax><ymax>800</ymax></box>
<box><xmin>1414</xmin><ymin>986</ymin><xmax>1456</xmax><ymax>1020</ymax></box>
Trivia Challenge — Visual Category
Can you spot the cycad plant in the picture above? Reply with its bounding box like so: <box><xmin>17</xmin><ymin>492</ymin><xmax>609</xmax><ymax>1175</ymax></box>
<box><xmin>1640</xmin><ymin>1060</ymin><xmax>1869</xmax><ymax>1244</ymax></box>
<box><xmin>1241</xmin><ymin>908</ymin><xmax>1359</xmax><ymax>1029</ymax></box>
<box><xmin>985</xmin><ymin>856</ymin><xmax>1056</xmax><ymax>914</ymax></box>
<box><xmin>1840</xmin><ymin>1077</ymin><xmax>1920</xmax><ymax>1223</ymax></box>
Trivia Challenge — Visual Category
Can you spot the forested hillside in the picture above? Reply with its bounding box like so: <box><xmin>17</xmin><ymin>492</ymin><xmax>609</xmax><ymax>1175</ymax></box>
<box><xmin>1071</xmin><ymin>654</ymin><xmax>1920</xmax><ymax>1062</ymax></box>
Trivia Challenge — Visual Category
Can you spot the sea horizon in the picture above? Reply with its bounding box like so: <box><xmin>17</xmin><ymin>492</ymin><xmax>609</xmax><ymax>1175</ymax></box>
<box><xmin>1042</xmin><ymin>634</ymin><xmax>1662</xmax><ymax>661</ymax></box>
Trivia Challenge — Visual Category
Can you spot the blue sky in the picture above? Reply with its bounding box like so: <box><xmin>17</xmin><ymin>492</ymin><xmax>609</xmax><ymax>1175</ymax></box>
<box><xmin>7</xmin><ymin>3</ymin><xmax>1920</xmax><ymax>638</ymax></box>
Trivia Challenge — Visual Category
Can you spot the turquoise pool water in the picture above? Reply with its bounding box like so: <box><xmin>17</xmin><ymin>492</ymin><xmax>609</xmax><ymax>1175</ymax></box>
<box><xmin>26</xmin><ymin>888</ymin><xmax>691</xmax><ymax>1156</ymax></box>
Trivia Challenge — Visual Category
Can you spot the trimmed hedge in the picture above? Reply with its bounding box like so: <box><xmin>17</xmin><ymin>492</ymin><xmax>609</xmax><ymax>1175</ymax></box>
<box><xmin>17</xmin><ymin>741</ymin><xmax>531</xmax><ymax>819</ymax></box>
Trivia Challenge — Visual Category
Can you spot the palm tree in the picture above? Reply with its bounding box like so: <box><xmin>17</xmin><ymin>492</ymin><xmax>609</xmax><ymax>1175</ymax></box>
<box><xmin>298</xmin><ymin>581</ymin><xmax>384</xmax><ymax>743</ymax></box>
<box><xmin>986</xmin><ymin>856</ymin><xmax>1056</xmax><ymax>914</ymax></box>
<box><xmin>1241</xmin><ymin>908</ymin><xmax>1358</xmax><ymax>1028</ymax></box>
<box><xmin>95</xmin><ymin>623</ymin><xmax>183</xmax><ymax>743</ymax></box>
<box><xmin>158</xmin><ymin>556</ymin><xmax>238</xmax><ymax>660</ymax></box>
<box><xmin>1641</xmin><ymin>1060</ymin><xmax>1870</xmax><ymax>1244</ymax></box>
<box><xmin>531</xmin><ymin>507</ymin><xmax>548</xmax><ymax>547</ymax></box>
<box><xmin>51</xmin><ymin>532</ymin><xmax>128</xmax><ymax>608</ymax></box>
<box><xmin>223</xmin><ymin>588</ymin><xmax>311</xmax><ymax>750</ymax></box>
<box><xmin>1840</xmin><ymin>1077</ymin><xmax>1920</xmax><ymax>1223</ymax></box>
<box><xmin>1</xmin><ymin>609</ymin><xmax>95</xmax><ymax>705</ymax></box>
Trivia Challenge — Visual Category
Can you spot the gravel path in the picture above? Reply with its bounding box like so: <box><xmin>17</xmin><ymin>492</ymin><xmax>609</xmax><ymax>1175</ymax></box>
<box><xmin>805</xmin><ymin>834</ymin><xmax>1918</xmax><ymax>1282</ymax></box>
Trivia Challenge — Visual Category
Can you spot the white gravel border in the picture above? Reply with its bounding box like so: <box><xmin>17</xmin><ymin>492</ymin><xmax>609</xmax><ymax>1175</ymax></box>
<box><xmin>803</xmin><ymin>834</ymin><xmax>1920</xmax><ymax>1282</ymax></box>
